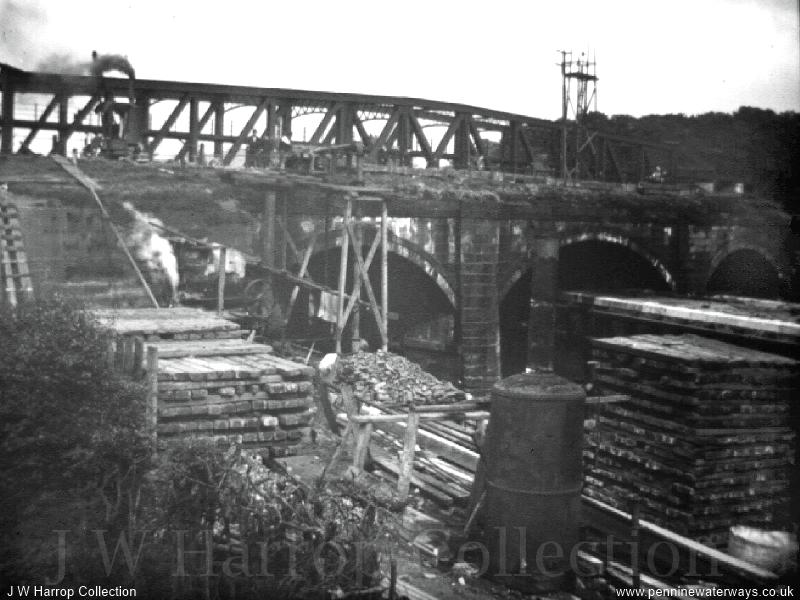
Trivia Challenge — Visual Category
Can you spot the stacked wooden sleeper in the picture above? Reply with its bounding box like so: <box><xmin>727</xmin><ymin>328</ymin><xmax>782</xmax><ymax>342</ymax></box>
<box><xmin>155</xmin><ymin>350</ymin><xmax>316</xmax><ymax>454</ymax></box>
<box><xmin>95</xmin><ymin>308</ymin><xmax>317</xmax><ymax>455</ymax></box>
<box><xmin>584</xmin><ymin>333</ymin><xmax>798</xmax><ymax>547</ymax></box>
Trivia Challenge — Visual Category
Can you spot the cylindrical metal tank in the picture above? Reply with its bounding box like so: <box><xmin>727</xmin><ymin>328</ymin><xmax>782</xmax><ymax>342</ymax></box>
<box><xmin>483</xmin><ymin>372</ymin><xmax>584</xmax><ymax>592</ymax></box>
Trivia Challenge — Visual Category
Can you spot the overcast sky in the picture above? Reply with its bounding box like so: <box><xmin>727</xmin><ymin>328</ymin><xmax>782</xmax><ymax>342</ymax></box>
<box><xmin>1</xmin><ymin>0</ymin><xmax>798</xmax><ymax>120</ymax></box>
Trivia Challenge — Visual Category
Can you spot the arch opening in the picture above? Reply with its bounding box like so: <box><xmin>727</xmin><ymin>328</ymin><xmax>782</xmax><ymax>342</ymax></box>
<box><xmin>499</xmin><ymin>240</ymin><xmax>673</xmax><ymax>380</ymax></box>
<box><xmin>707</xmin><ymin>249</ymin><xmax>781</xmax><ymax>299</ymax></box>
<box><xmin>558</xmin><ymin>240</ymin><xmax>672</xmax><ymax>293</ymax></box>
<box><xmin>284</xmin><ymin>247</ymin><xmax>457</xmax><ymax>377</ymax></box>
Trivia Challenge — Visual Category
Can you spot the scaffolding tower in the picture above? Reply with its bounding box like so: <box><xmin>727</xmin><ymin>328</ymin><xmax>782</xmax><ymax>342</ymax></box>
<box><xmin>559</xmin><ymin>50</ymin><xmax>598</xmax><ymax>183</ymax></box>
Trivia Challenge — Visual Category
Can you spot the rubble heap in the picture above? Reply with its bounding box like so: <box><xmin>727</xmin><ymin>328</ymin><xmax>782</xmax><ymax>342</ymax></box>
<box><xmin>584</xmin><ymin>334</ymin><xmax>798</xmax><ymax>547</ymax></box>
<box><xmin>337</xmin><ymin>350</ymin><xmax>466</xmax><ymax>405</ymax></box>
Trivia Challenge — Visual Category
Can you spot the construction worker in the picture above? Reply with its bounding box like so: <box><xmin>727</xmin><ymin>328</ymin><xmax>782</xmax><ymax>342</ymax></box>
<box><xmin>246</xmin><ymin>129</ymin><xmax>259</xmax><ymax>167</ymax></box>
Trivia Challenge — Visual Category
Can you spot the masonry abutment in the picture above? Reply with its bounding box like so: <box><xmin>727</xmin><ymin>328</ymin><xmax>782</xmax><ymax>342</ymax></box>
<box><xmin>458</xmin><ymin>218</ymin><xmax>501</xmax><ymax>395</ymax></box>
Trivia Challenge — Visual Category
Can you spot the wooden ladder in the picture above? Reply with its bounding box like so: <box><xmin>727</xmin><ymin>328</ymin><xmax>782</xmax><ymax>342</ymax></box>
<box><xmin>0</xmin><ymin>193</ymin><xmax>34</xmax><ymax>307</ymax></box>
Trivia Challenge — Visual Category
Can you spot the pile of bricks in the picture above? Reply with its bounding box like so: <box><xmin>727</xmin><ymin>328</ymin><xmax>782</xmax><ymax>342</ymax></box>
<box><xmin>337</xmin><ymin>350</ymin><xmax>466</xmax><ymax>406</ymax></box>
<box><xmin>584</xmin><ymin>334</ymin><xmax>798</xmax><ymax>547</ymax></box>
<box><xmin>95</xmin><ymin>307</ymin><xmax>316</xmax><ymax>456</ymax></box>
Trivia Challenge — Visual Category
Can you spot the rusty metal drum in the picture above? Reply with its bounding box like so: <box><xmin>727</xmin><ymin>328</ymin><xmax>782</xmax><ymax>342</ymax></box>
<box><xmin>483</xmin><ymin>372</ymin><xmax>584</xmax><ymax>592</ymax></box>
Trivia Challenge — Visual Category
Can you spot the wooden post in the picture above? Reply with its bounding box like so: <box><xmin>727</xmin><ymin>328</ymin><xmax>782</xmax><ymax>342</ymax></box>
<box><xmin>397</xmin><ymin>409</ymin><xmax>419</xmax><ymax>500</ymax></box>
<box><xmin>280</xmin><ymin>195</ymin><xmax>288</xmax><ymax>270</ymax></box>
<box><xmin>380</xmin><ymin>200</ymin><xmax>388</xmax><ymax>351</ymax></box>
<box><xmin>133</xmin><ymin>336</ymin><xmax>144</xmax><ymax>377</ymax></box>
<box><xmin>351</xmin><ymin>221</ymin><xmax>362</xmax><ymax>352</ymax></box>
<box><xmin>262</xmin><ymin>192</ymin><xmax>276</xmax><ymax>266</ymax></box>
<box><xmin>122</xmin><ymin>336</ymin><xmax>135</xmax><ymax>374</ymax></box>
<box><xmin>146</xmin><ymin>346</ymin><xmax>159</xmax><ymax>454</ymax></box>
<box><xmin>217</xmin><ymin>246</ymin><xmax>227</xmax><ymax>316</ymax></box>
<box><xmin>336</xmin><ymin>197</ymin><xmax>352</xmax><ymax>354</ymax></box>
<box><xmin>352</xmin><ymin>422</ymin><xmax>373</xmax><ymax>471</ymax></box>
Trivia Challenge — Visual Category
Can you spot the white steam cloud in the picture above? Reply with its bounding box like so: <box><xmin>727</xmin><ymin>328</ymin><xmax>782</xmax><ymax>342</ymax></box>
<box><xmin>121</xmin><ymin>201</ymin><xmax>179</xmax><ymax>299</ymax></box>
<box><xmin>35</xmin><ymin>52</ymin><xmax>90</xmax><ymax>75</ymax></box>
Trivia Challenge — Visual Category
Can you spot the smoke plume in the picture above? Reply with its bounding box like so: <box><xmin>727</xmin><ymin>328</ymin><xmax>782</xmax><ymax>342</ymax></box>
<box><xmin>35</xmin><ymin>52</ymin><xmax>90</xmax><ymax>75</ymax></box>
<box><xmin>121</xmin><ymin>201</ymin><xmax>179</xmax><ymax>299</ymax></box>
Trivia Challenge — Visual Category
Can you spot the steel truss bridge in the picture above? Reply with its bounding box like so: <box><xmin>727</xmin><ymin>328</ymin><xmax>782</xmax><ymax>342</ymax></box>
<box><xmin>1</xmin><ymin>62</ymin><xmax>684</xmax><ymax>182</ymax></box>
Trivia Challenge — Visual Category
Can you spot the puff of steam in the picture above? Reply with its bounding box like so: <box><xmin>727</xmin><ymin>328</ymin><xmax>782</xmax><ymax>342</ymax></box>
<box><xmin>205</xmin><ymin>245</ymin><xmax>247</xmax><ymax>279</ymax></box>
<box><xmin>122</xmin><ymin>201</ymin><xmax>179</xmax><ymax>291</ymax></box>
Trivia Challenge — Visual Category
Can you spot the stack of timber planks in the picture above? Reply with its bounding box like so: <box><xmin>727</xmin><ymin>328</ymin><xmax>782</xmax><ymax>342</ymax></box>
<box><xmin>92</xmin><ymin>307</ymin><xmax>246</xmax><ymax>341</ymax></box>
<box><xmin>584</xmin><ymin>333</ymin><xmax>798</xmax><ymax>547</ymax></box>
<box><xmin>95</xmin><ymin>308</ymin><xmax>316</xmax><ymax>455</ymax></box>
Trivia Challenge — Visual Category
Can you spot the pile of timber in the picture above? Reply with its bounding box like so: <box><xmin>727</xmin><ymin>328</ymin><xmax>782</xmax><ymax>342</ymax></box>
<box><xmin>95</xmin><ymin>308</ymin><xmax>316</xmax><ymax>455</ymax></box>
<box><xmin>584</xmin><ymin>333</ymin><xmax>798</xmax><ymax>547</ymax></box>
<box><xmin>338</xmin><ymin>350</ymin><xmax>466</xmax><ymax>405</ymax></box>
<box><xmin>561</xmin><ymin>291</ymin><xmax>800</xmax><ymax>347</ymax></box>
<box><xmin>337</xmin><ymin>402</ymin><xmax>483</xmax><ymax>507</ymax></box>
<box><xmin>92</xmin><ymin>306</ymin><xmax>245</xmax><ymax>340</ymax></box>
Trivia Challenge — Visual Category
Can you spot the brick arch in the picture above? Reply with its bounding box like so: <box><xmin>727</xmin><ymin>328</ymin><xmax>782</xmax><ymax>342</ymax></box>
<box><xmin>295</xmin><ymin>227</ymin><xmax>457</xmax><ymax>309</ymax></box>
<box><xmin>498</xmin><ymin>231</ymin><xmax>677</xmax><ymax>298</ymax></box>
<box><xmin>709</xmin><ymin>244</ymin><xmax>784</xmax><ymax>281</ymax></box>
<box><xmin>705</xmin><ymin>244</ymin><xmax>786</xmax><ymax>296</ymax></box>
<box><xmin>559</xmin><ymin>231</ymin><xmax>677</xmax><ymax>291</ymax></box>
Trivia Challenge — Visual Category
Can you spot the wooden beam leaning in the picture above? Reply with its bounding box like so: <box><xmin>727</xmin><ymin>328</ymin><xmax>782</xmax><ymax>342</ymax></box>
<box><xmin>350</xmin><ymin>223</ymin><xmax>362</xmax><ymax>347</ymax></box>
<box><xmin>51</xmin><ymin>155</ymin><xmax>159</xmax><ymax>308</ymax></box>
<box><xmin>344</xmin><ymin>218</ymin><xmax>387</xmax><ymax>346</ymax></box>
<box><xmin>283</xmin><ymin>230</ymin><xmax>317</xmax><ymax>328</ymax></box>
<box><xmin>223</xmin><ymin>97</ymin><xmax>269</xmax><ymax>165</ymax></box>
<box><xmin>335</xmin><ymin>197</ymin><xmax>352</xmax><ymax>354</ymax></box>
<box><xmin>149</xmin><ymin>94</ymin><xmax>189</xmax><ymax>156</ymax></box>
<box><xmin>19</xmin><ymin>95</ymin><xmax>59</xmax><ymax>152</ymax></box>
<box><xmin>340</xmin><ymin>223</ymin><xmax>381</xmax><ymax>327</ymax></box>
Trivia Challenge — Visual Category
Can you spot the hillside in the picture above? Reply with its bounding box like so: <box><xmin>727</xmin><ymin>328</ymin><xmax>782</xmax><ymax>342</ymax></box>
<box><xmin>585</xmin><ymin>107</ymin><xmax>800</xmax><ymax>214</ymax></box>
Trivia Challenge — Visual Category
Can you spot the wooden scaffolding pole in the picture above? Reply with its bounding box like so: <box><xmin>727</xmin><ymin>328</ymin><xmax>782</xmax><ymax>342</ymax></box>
<box><xmin>380</xmin><ymin>199</ymin><xmax>388</xmax><ymax>351</ymax></box>
<box><xmin>351</xmin><ymin>222</ymin><xmax>362</xmax><ymax>352</ymax></box>
<box><xmin>52</xmin><ymin>156</ymin><xmax>159</xmax><ymax>308</ymax></box>
<box><xmin>336</xmin><ymin>197</ymin><xmax>352</xmax><ymax>354</ymax></box>
<box><xmin>334</xmin><ymin>194</ymin><xmax>389</xmax><ymax>354</ymax></box>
